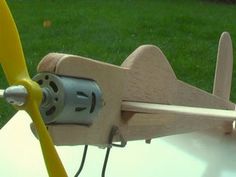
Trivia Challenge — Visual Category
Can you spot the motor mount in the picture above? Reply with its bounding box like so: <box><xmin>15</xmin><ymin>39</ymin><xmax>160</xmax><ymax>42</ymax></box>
<box><xmin>33</xmin><ymin>73</ymin><xmax>103</xmax><ymax>125</ymax></box>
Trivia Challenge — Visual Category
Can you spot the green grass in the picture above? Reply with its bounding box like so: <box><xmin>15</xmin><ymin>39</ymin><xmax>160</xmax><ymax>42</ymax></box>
<box><xmin>1</xmin><ymin>0</ymin><xmax>236</xmax><ymax>127</ymax></box>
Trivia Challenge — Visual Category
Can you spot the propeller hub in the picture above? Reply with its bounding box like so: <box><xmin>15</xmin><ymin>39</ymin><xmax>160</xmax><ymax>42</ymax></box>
<box><xmin>3</xmin><ymin>85</ymin><xmax>28</xmax><ymax>106</ymax></box>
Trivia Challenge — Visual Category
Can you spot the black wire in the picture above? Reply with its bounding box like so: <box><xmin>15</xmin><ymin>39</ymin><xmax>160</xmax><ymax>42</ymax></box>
<box><xmin>74</xmin><ymin>145</ymin><xmax>88</xmax><ymax>177</ymax></box>
<box><xmin>101</xmin><ymin>126</ymin><xmax>127</xmax><ymax>177</ymax></box>
<box><xmin>101</xmin><ymin>146</ymin><xmax>111</xmax><ymax>177</ymax></box>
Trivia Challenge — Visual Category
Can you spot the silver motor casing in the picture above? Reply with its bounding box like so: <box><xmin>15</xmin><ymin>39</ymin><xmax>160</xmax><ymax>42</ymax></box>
<box><xmin>33</xmin><ymin>73</ymin><xmax>102</xmax><ymax>125</ymax></box>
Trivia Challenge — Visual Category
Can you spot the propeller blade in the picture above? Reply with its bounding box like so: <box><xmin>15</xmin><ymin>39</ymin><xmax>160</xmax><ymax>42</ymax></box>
<box><xmin>0</xmin><ymin>1</ymin><xmax>67</xmax><ymax>176</ymax></box>
<box><xmin>26</xmin><ymin>100</ymin><xmax>67</xmax><ymax>177</ymax></box>
<box><xmin>0</xmin><ymin>0</ymin><xmax>29</xmax><ymax>84</ymax></box>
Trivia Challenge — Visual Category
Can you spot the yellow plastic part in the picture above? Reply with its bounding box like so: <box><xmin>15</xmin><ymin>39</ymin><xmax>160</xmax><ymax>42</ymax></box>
<box><xmin>0</xmin><ymin>1</ymin><xmax>67</xmax><ymax>176</ymax></box>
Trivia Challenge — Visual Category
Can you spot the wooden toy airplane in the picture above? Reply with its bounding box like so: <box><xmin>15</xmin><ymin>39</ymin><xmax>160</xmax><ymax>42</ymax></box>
<box><xmin>35</xmin><ymin>31</ymin><xmax>235</xmax><ymax>147</ymax></box>
<box><xmin>0</xmin><ymin>1</ymin><xmax>235</xmax><ymax>177</ymax></box>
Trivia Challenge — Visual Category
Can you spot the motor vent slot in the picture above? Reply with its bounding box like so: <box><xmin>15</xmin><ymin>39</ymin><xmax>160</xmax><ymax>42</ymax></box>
<box><xmin>75</xmin><ymin>107</ymin><xmax>86</xmax><ymax>112</ymax></box>
<box><xmin>37</xmin><ymin>79</ymin><xmax>43</xmax><ymax>85</ymax></box>
<box><xmin>49</xmin><ymin>81</ymin><xmax>58</xmax><ymax>93</ymax></box>
<box><xmin>77</xmin><ymin>91</ymin><xmax>88</xmax><ymax>98</ymax></box>
<box><xmin>90</xmin><ymin>92</ymin><xmax>96</xmax><ymax>113</ymax></box>
<box><xmin>46</xmin><ymin>106</ymin><xmax>56</xmax><ymax>116</ymax></box>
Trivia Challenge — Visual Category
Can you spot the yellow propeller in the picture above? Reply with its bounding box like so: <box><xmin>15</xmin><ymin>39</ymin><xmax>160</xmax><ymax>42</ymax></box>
<box><xmin>0</xmin><ymin>1</ymin><xmax>67</xmax><ymax>176</ymax></box>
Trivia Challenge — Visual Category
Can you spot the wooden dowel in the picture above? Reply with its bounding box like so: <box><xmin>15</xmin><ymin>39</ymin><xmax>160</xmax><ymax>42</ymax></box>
<box><xmin>122</xmin><ymin>101</ymin><xmax>236</xmax><ymax>121</ymax></box>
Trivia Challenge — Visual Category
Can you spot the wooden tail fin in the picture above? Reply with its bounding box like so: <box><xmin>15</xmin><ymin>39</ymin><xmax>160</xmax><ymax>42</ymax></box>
<box><xmin>213</xmin><ymin>32</ymin><xmax>234</xmax><ymax>134</ymax></box>
<box><xmin>213</xmin><ymin>32</ymin><xmax>233</xmax><ymax>100</ymax></box>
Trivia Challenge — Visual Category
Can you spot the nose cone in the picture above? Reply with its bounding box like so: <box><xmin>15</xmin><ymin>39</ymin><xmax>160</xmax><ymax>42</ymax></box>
<box><xmin>3</xmin><ymin>85</ymin><xmax>28</xmax><ymax>106</ymax></box>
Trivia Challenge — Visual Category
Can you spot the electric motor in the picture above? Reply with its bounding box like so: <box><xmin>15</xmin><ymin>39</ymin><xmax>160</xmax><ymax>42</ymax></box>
<box><xmin>33</xmin><ymin>73</ymin><xmax>102</xmax><ymax>125</ymax></box>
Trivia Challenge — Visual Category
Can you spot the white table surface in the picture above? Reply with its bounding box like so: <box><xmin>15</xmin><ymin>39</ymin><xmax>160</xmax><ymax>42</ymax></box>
<box><xmin>1</xmin><ymin>111</ymin><xmax>236</xmax><ymax>177</ymax></box>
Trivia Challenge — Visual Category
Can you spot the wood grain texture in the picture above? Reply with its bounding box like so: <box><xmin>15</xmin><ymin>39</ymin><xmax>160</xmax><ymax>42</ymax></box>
<box><xmin>213</xmin><ymin>32</ymin><xmax>233</xmax><ymax>99</ymax></box>
<box><xmin>122</xmin><ymin>101</ymin><xmax>236</xmax><ymax>120</ymax></box>
<box><xmin>213</xmin><ymin>32</ymin><xmax>234</xmax><ymax>134</ymax></box>
<box><xmin>122</xmin><ymin>45</ymin><xmax>234</xmax><ymax>110</ymax></box>
<box><xmin>36</xmin><ymin>44</ymin><xmax>235</xmax><ymax>146</ymax></box>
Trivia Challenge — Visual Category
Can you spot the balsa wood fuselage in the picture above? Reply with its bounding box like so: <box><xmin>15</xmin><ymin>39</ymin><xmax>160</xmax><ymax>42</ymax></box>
<box><xmin>36</xmin><ymin>32</ymin><xmax>235</xmax><ymax>146</ymax></box>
